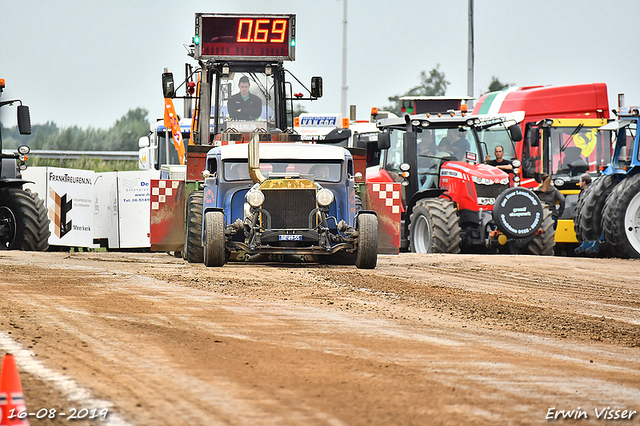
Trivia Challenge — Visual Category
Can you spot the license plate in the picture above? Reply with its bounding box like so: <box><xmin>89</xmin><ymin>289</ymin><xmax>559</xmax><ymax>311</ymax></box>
<box><xmin>279</xmin><ymin>234</ymin><xmax>302</xmax><ymax>241</ymax></box>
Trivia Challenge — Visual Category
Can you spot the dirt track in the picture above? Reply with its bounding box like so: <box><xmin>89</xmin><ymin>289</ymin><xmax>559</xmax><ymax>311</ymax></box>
<box><xmin>0</xmin><ymin>251</ymin><xmax>639</xmax><ymax>425</ymax></box>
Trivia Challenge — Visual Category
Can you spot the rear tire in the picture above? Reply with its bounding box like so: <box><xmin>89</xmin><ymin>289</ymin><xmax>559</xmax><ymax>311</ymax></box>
<box><xmin>409</xmin><ymin>198</ymin><xmax>461</xmax><ymax>253</ymax></box>
<box><xmin>203</xmin><ymin>211</ymin><xmax>226</xmax><ymax>267</ymax></box>
<box><xmin>573</xmin><ymin>184</ymin><xmax>592</xmax><ymax>243</ymax></box>
<box><xmin>526</xmin><ymin>207</ymin><xmax>555</xmax><ymax>255</ymax></box>
<box><xmin>0</xmin><ymin>187</ymin><xmax>50</xmax><ymax>251</ymax></box>
<box><xmin>577</xmin><ymin>175</ymin><xmax>618</xmax><ymax>241</ymax></box>
<box><xmin>354</xmin><ymin>213</ymin><xmax>378</xmax><ymax>269</ymax></box>
<box><xmin>184</xmin><ymin>190</ymin><xmax>204</xmax><ymax>263</ymax></box>
<box><xmin>602</xmin><ymin>174</ymin><xmax>640</xmax><ymax>258</ymax></box>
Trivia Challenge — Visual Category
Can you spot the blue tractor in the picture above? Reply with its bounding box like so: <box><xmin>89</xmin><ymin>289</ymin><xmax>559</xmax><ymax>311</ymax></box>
<box><xmin>574</xmin><ymin>106</ymin><xmax>640</xmax><ymax>257</ymax></box>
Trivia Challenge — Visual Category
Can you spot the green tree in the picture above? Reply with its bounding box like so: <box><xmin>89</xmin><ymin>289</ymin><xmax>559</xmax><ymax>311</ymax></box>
<box><xmin>105</xmin><ymin>108</ymin><xmax>149</xmax><ymax>151</ymax></box>
<box><xmin>487</xmin><ymin>76</ymin><xmax>512</xmax><ymax>93</ymax></box>
<box><xmin>384</xmin><ymin>64</ymin><xmax>450</xmax><ymax>116</ymax></box>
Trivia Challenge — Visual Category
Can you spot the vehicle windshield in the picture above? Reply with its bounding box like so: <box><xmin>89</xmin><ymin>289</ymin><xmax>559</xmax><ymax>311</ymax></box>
<box><xmin>613</xmin><ymin>121</ymin><xmax>637</xmax><ymax>168</ymax></box>
<box><xmin>224</xmin><ymin>160</ymin><xmax>341</xmax><ymax>183</ymax></box>
<box><xmin>156</xmin><ymin>130</ymin><xmax>184</xmax><ymax>166</ymax></box>
<box><xmin>476</xmin><ymin>123</ymin><xmax>517</xmax><ymax>163</ymax></box>
<box><xmin>215</xmin><ymin>71</ymin><xmax>280</xmax><ymax>133</ymax></box>
<box><xmin>548</xmin><ymin>126</ymin><xmax>612</xmax><ymax>176</ymax></box>
<box><xmin>382</xmin><ymin>126</ymin><xmax>480</xmax><ymax>190</ymax></box>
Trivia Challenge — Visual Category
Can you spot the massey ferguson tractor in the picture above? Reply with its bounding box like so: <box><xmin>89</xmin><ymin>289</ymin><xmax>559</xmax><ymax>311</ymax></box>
<box><xmin>369</xmin><ymin>112</ymin><xmax>555</xmax><ymax>255</ymax></box>
<box><xmin>149</xmin><ymin>13</ymin><xmax>379</xmax><ymax>268</ymax></box>
<box><xmin>0</xmin><ymin>78</ymin><xmax>50</xmax><ymax>251</ymax></box>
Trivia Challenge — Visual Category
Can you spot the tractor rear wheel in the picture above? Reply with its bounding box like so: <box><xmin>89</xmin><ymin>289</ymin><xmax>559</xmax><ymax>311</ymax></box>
<box><xmin>526</xmin><ymin>206</ymin><xmax>555</xmax><ymax>255</ymax></box>
<box><xmin>184</xmin><ymin>190</ymin><xmax>204</xmax><ymax>263</ymax></box>
<box><xmin>409</xmin><ymin>198</ymin><xmax>461</xmax><ymax>253</ymax></box>
<box><xmin>577</xmin><ymin>175</ymin><xmax>618</xmax><ymax>241</ymax></box>
<box><xmin>0</xmin><ymin>187</ymin><xmax>50</xmax><ymax>251</ymax></box>
<box><xmin>354</xmin><ymin>213</ymin><xmax>378</xmax><ymax>269</ymax></box>
<box><xmin>203</xmin><ymin>211</ymin><xmax>226</xmax><ymax>267</ymax></box>
<box><xmin>573</xmin><ymin>183</ymin><xmax>592</xmax><ymax>243</ymax></box>
<box><xmin>602</xmin><ymin>174</ymin><xmax>640</xmax><ymax>258</ymax></box>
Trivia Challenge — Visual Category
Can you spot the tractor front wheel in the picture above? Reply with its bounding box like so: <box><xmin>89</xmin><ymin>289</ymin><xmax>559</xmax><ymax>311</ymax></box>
<box><xmin>354</xmin><ymin>213</ymin><xmax>378</xmax><ymax>269</ymax></box>
<box><xmin>0</xmin><ymin>187</ymin><xmax>50</xmax><ymax>251</ymax></box>
<box><xmin>409</xmin><ymin>198</ymin><xmax>461</xmax><ymax>253</ymax></box>
<box><xmin>203</xmin><ymin>211</ymin><xmax>226</xmax><ymax>267</ymax></box>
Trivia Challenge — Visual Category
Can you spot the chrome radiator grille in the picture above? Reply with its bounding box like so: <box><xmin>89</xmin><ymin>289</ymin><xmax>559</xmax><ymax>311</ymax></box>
<box><xmin>262</xmin><ymin>188</ymin><xmax>317</xmax><ymax>229</ymax></box>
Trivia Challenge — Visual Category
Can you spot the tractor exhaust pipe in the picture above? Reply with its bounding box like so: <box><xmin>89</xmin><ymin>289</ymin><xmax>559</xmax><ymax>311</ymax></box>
<box><xmin>248</xmin><ymin>131</ymin><xmax>266</xmax><ymax>183</ymax></box>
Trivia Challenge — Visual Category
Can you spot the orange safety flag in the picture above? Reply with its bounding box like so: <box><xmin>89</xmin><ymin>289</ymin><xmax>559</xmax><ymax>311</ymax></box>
<box><xmin>164</xmin><ymin>98</ymin><xmax>185</xmax><ymax>165</ymax></box>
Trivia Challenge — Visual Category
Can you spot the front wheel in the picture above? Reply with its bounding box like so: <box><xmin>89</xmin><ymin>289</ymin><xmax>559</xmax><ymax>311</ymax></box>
<box><xmin>409</xmin><ymin>198</ymin><xmax>461</xmax><ymax>253</ymax></box>
<box><xmin>354</xmin><ymin>213</ymin><xmax>378</xmax><ymax>269</ymax></box>
<box><xmin>203</xmin><ymin>211</ymin><xmax>226</xmax><ymax>267</ymax></box>
<box><xmin>0</xmin><ymin>187</ymin><xmax>50</xmax><ymax>251</ymax></box>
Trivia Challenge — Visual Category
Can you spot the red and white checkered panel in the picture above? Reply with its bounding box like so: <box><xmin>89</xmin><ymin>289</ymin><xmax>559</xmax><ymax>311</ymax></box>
<box><xmin>371</xmin><ymin>183</ymin><xmax>402</xmax><ymax>214</ymax></box>
<box><xmin>366</xmin><ymin>182</ymin><xmax>401</xmax><ymax>255</ymax></box>
<box><xmin>151</xmin><ymin>180</ymin><xmax>181</xmax><ymax>210</ymax></box>
<box><xmin>150</xmin><ymin>179</ymin><xmax>185</xmax><ymax>252</ymax></box>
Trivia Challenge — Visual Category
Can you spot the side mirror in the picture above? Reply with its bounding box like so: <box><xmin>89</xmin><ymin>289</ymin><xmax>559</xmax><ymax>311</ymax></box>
<box><xmin>17</xmin><ymin>105</ymin><xmax>31</xmax><ymax>135</ymax></box>
<box><xmin>529</xmin><ymin>126</ymin><xmax>540</xmax><ymax>147</ymax></box>
<box><xmin>310</xmin><ymin>76</ymin><xmax>323</xmax><ymax>98</ymax></box>
<box><xmin>162</xmin><ymin>71</ymin><xmax>175</xmax><ymax>98</ymax></box>
<box><xmin>508</xmin><ymin>123</ymin><xmax>522</xmax><ymax>142</ymax></box>
<box><xmin>377</xmin><ymin>132</ymin><xmax>391</xmax><ymax>150</ymax></box>
<box><xmin>138</xmin><ymin>136</ymin><xmax>150</xmax><ymax>148</ymax></box>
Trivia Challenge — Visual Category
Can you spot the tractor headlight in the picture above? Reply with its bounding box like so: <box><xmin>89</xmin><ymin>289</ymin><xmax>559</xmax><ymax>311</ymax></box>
<box><xmin>17</xmin><ymin>145</ymin><xmax>30</xmax><ymax>155</ymax></box>
<box><xmin>246</xmin><ymin>189</ymin><xmax>265</xmax><ymax>208</ymax></box>
<box><xmin>316</xmin><ymin>188</ymin><xmax>334</xmax><ymax>206</ymax></box>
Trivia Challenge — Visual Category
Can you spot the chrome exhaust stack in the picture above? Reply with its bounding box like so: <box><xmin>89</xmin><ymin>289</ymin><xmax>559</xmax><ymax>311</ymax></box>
<box><xmin>248</xmin><ymin>131</ymin><xmax>267</xmax><ymax>183</ymax></box>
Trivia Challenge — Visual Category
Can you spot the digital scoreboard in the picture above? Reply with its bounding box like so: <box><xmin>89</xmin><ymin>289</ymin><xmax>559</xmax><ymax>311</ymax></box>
<box><xmin>194</xmin><ymin>14</ymin><xmax>295</xmax><ymax>61</ymax></box>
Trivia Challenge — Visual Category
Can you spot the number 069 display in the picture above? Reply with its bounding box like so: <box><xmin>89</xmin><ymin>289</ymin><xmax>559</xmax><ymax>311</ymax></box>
<box><xmin>195</xmin><ymin>14</ymin><xmax>296</xmax><ymax>61</ymax></box>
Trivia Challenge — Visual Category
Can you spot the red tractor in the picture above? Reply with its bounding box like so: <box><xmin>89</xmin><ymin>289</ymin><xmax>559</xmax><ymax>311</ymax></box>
<box><xmin>369</xmin><ymin>112</ymin><xmax>555</xmax><ymax>255</ymax></box>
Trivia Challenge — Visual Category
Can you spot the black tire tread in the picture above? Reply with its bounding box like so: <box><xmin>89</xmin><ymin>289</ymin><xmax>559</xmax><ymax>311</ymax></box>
<box><xmin>409</xmin><ymin>198</ymin><xmax>461</xmax><ymax>253</ymax></box>
<box><xmin>355</xmin><ymin>213</ymin><xmax>378</xmax><ymax>269</ymax></box>
<box><xmin>578</xmin><ymin>175</ymin><xmax>618</xmax><ymax>241</ymax></box>
<box><xmin>204</xmin><ymin>211</ymin><xmax>226</xmax><ymax>267</ymax></box>
<box><xmin>184</xmin><ymin>191</ymin><xmax>204</xmax><ymax>263</ymax></box>
<box><xmin>0</xmin><ymin>187</ymin><xmax>50</xmax><ymax>251</ymax></box>
<box><xmin>526</xmin><ymin>207</ymin><xmax>555</xmax><ymax>255</ymax></box>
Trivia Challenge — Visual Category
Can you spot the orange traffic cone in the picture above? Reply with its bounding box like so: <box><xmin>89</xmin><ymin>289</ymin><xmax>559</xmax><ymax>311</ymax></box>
<box><xmin>0</xmin><ymin>354</ymin><xmax>29</xmax><ymax>426</ymax></box>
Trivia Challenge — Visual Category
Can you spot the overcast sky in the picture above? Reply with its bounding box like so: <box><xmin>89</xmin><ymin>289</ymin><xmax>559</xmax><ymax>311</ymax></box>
<box><xmin>2</xmin><ymin>0</ymin><xmax>639</xmax><ymax>130</ymax></box>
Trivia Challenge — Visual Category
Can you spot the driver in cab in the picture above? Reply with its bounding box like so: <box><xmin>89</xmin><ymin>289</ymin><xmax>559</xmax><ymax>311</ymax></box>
<box><xmin>486</xmin><ymin>145</ymin><xmax>513</xmax><ymax>172</ymax></box>
<box><xmin>228</xmin><ymin>76</ymin><xmax>262</xmax><ymax>120</ymax></box>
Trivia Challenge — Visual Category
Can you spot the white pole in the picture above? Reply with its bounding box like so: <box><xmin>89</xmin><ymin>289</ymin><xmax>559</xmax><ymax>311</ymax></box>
<box><xmin>467</xmin><ymin>0</ymin><xmax>474</xmax><ymax>109</ymax></box>
<box><xmin>341</xmin><ymin>0</ymin><xmax>348</xmax><ymax>118</ymax></box>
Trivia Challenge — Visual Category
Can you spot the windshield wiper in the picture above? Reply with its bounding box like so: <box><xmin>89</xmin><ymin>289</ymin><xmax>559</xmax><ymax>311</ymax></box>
<box><xmin>561</xmin><ymin>123</ymin><xmax>584</xmax><ymax>152</ymax></box>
